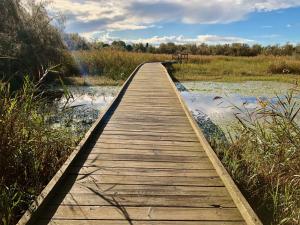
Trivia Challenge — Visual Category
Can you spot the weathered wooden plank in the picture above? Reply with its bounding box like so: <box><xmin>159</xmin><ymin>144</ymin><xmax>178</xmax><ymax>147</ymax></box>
<box><xmin>104</xmin><ymin>122</ymin><xmax>193</xmax><ymax>130</ymax></box>
<box><xmin>101</xmin><ymin>128</ymin><xmax>195</xmax><ymax>134</ymax></box>
<box><xmin>90</xmin><ymin>146</ymin><xmax>203</xmax><ymax>153</ymax></box>
<box><xmin>103</xmin><ymin>124</ymin><xmax>195</xmax><ymax>133</ymax></box>
<box><xmin>66</xmin><ymin>183</ymin><xmax>228</xmax><ymax>196</ymax></box>
<box><xmin>79</xmin><ymin>160</ymin><xmax>214</xmax><ymax>170</ymax></box>
<box><xmin>95</xmin><ymin>139</ymin><xmax>202</xmax><ymax>147</ymax></box>
<box><xmin>88</xmin><ymin>148</ymin><xmax>204</xmax><ymax>156</ymax></box>
<box><xmin>107</xmin><ymin>119</ymin><xmax>190</xmax><ymax>125</ymax></box>
<box><xmin>97</xmin><ymin>134</ymin><xmax>198</xmax><ymax>142</ymax></box>
<box><xmin>114</xmin><ymin>110</ymin><xmax>186</xmax><ymax>116</ymax></box>
<box><xmin>69</xmin><ymin>166</ymin><xmax>218</xmax><ymax>177</ymax></box>
<box><xmin>110</xmin><ymin>115</ymin><xmax>190</xmax><ymax>122</ymax></box>
<box><xmin>121</xmin><ymin>98</ymin><xmax>179</xmax><ymax>102</ymax></box>
<box><xmin>124</xmin><ymin>94</ymin><xmax>176</xmax><ymax>97</ymax></box>
<box><xmin>41</xmin><ymin>206</ymin><xmax>243</xmax><ymax>221</ymax></box>
<box><xmin>49</xmin><ymin>193</ymin><xmax>236</xmax><ymax>207</ymax></box>
<box><xmin>81</xmin><ymin>153</ymin><xmax>205</xmax><ymax>161</ymax></box>
<box><xmin>41</xmin><ymin>220</ymin><xmax>246</xmax><ymax>225</ymax></box>
<box><xmin>73</xmin><ymin>174</ymin><xmax>223</xmax><ymax>186</ymax></box>
<box><xmin>91</xmin><ymin>143</ymin><xmax>203</xmax><ymax>151</ymax></box>
<box><xmin>117</xmin><ymin>104</ymin><xmax>182</xmax><ymax>109</ymax></box>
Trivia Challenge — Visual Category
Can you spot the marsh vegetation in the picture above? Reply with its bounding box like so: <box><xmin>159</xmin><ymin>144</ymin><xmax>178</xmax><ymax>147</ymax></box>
<box><xmin>215</xmin><ymin>93</ymin><xmax>300</xmax><ymax>225</ymax></box>
<box><xmin>0</xmin><ymin>79</ymin><xmax>79</xmax><ymax>225</ymax></box>
<box><xmin>171</xmin><ymin>55</ymin><xmax>300</xmax><ymax>83</ymax></box>
<box><xmin>177</xmin><ymin>82</ymin><xmax>300</xmax><ymax>224</ymax></box>
<box><xmin>63</xmin><ymin>50</ymin><xmax>169</xmax><ymax>85</ymax></box>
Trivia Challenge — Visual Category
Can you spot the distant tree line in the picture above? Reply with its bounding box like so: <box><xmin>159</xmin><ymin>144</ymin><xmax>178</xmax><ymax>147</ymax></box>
<box><xmin>64</xmin><ymin>34</ymin><xmax>300</xmax><ymax>57</ymax></box>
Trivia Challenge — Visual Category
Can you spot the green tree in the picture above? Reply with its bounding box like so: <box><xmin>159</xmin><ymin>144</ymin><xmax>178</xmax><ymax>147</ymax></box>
<box><xmin>0</xmin><ymin>0</ymin><xmax>71</xmax><ymax>87</ymax></box>
<box><xmin>64</xmin><ymin>33</ymin><xmax>90</xmax><ymax>50</ymax></box>
<box><xmin>111</xmin><ymin>41</ymin><xmax>126</xmax><ymax>50</ymax></box>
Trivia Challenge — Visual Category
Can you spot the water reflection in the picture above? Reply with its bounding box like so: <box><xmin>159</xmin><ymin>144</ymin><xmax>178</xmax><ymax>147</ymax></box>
<box><xmin>60</xmin><ymin>86</ymin><xmax>120</xmax><ymax>110</ymax></box>
<box><xmin>176</xmin><ymin>81</ymin><xmax>296</xmax><ymax>131</ymax></box>
<box><xmin>51</xmin><ymin>86</ymin><xmax>120</xmax><ymax>133</ymax></box>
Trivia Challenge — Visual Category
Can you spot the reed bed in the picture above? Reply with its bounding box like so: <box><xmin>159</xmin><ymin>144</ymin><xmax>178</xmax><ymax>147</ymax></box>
<box><xmin>171</xmin><ymin>55</ymin><xmax>300</xmax><ymax>83</ymax></box>
<box><xmin>66</xmin><ymin>49</ymin><xmax>169</xmax><ymax>85</ymax></box>
<box><xmin>67</xmin><ymin>51</ymin><xmax>300</xmax><ymax>84</ymax></box>
<box><xmin>212</xmin><ymin>93</ymin><xmax>300</xmax><ymax>225</ymax></box>
<box><xmin>0</xmin><ymin>78</ymin><xmax>79</xmax><ymax>225</ymax></box>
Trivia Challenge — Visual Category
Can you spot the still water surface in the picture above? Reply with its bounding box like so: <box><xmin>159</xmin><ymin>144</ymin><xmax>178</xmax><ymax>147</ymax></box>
<box><xmin>54</xmin><ymin>86</ymin><xmax>120</xmax><ymax>132</ymax></box>
<box><xmin>56</xmin><ymin>81</ymin><xmax>296</xmax><ymax>135</ymax></box>
<box><xmin>176</xmin><ymin>81</ymin><xmax>295</xmax><ymax>131</ymax></box>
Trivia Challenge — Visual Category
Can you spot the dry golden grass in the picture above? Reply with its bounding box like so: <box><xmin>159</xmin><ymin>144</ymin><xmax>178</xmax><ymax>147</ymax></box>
<box><xmin>68</xmin><ymin>51</ymin><xmax>300</xmax><ymax>85</ymax></box>
<box><xmin>171</xmin><ymin>55</ymin><xmax>300</xmax><ymax>83</ymax></box>
<box><xmin>69</xmin><ymin>49</ymin><xmax>169</xmax><ymax>82</ymax></box>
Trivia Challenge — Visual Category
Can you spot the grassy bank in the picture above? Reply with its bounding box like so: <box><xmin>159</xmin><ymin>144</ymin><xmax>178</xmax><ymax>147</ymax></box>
<box><xmin>171</xmin><ymin>55</ymin><xmax>300</xmax><ymax>83</ymax></box>
<box><xmin>0</xmin><ymin>79</ymin><xmax>80</xmax><ymax>225</ymax></box>
<box><xmin>211</xmin><ymin>93</ymin><xmax>300</xmax><ymax>225</ymax></box>
<box><xmin>66</xmin><ymin>50</ymin><xmax>169</xmax><ymax>85</ymax></box>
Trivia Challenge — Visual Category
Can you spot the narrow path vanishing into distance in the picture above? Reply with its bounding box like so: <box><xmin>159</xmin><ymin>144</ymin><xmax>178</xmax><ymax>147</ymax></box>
<box><xmin>18</xmin><ymin>63</ymin><xmax>262</xmax><ymax>225</ymax></box>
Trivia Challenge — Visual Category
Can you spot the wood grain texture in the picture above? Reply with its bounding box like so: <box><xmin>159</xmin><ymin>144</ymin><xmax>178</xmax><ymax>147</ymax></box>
<box><xmin>41</xmin><ymin>220</ymin><xmax>246</xmax><ymax>225</ymax></box>
<box><xmin>21</xmin><ymin>63</ymin><xmax>261</xmax><ymax>225</ymax></box>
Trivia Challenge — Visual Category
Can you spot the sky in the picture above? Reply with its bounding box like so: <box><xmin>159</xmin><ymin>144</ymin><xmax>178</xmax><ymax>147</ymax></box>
<box><xmin>47</xmin><ymin>0</ymin><xmax>300</xmax><ymax>45</ymax></box>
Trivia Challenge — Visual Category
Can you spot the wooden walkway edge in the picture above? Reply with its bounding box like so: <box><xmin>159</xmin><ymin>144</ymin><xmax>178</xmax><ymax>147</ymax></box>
<box><xmin>17</xmin><ymin>62</ymin><xmax>262</xmax><ymax>225</ymax></box>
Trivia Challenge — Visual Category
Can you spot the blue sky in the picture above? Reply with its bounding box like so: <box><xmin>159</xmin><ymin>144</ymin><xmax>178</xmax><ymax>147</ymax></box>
<box><xmin>48</xmin><ymin>0</ymin><xmax>300</xmax><ymax>45</ymax></box>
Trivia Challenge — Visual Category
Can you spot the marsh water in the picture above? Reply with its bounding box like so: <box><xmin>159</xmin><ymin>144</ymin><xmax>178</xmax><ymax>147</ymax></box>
<box><xmin>52</xmin><ymin>85</ymin><xmax>120</xmax><ymax>132</ymax></box>
<box><xmin>176</xmin><ymin>81</ymin><xmax>296</xmax><ymax>133</ymax></box>
<box><xmin>55</xmin><ymin>81</ymin><xmax>296</xmax><ymax>137</ymax></box>
<box><xmin>59</xmin><ymin>85</ymin><xmax>120</xmax><ymax>111</ymax></box>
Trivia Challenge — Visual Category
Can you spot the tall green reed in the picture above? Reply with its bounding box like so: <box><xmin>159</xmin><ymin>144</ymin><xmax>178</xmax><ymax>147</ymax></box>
<box><xmin>212</xmin><ymin>92</ymin><xmax>300</xmax><ymax>224</ymax></box>
<box><xmin>0</xmin><ymin>77</ymin><xmax>78</xmax><ymax>225</ymax></box>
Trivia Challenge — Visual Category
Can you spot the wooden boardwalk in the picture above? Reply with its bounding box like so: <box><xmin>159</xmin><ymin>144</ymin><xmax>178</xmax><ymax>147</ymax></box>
<box><xmin>18</xmin><ymin>63</ymin><xmax>261</xmax><ymax>225</ymax></box>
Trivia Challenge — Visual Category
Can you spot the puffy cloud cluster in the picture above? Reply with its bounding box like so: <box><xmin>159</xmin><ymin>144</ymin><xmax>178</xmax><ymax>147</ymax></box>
<box><xmin>85</xmin><ymin>32</ymin><xmax>254</xmax><ymax>45</ymax></box>
<box><xmin>44</xmin><ymin>0</ymin><xmax>298</xmax><ymax>44</ymax></box>
<box><xmin>127</xmin><ymin>34</ymin><xmax>254</xmax><ymax>45</ymax></box>
<box><xmin>47</xmin><ymin>0</ymin><xmax>300</xmax><ymax>33</ymax></box>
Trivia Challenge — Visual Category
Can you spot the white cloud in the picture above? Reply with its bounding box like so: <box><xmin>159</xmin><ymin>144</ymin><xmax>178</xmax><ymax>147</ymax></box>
<box><xmin>46</xmin><ymin>0</ymin><xmax>300</xmax><ymax>33</ymax></box>
<box><xmin>90</xmin><ymin>32</ymin><xmax>254</xmax><ymax>45</ymax></box>
<box><xmin>194</xmin><ymin>35</ymin><xmax>254</xmax><ymax>44</ymax></box>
